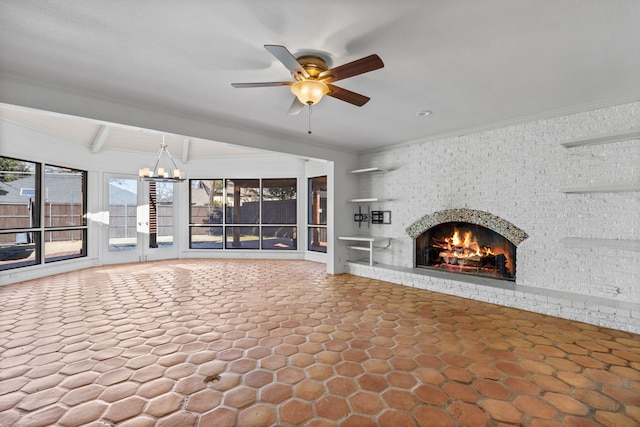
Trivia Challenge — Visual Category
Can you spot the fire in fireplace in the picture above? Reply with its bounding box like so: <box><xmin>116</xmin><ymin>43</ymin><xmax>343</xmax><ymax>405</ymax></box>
<box><xmin>416</xmin><ymin>222</ymin><xmax>517</xmax><ymax>281</ymax></box>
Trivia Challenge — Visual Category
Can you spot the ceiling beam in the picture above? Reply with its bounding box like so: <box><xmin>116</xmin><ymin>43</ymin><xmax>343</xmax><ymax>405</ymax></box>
<box><xmin>90</xmin><ymin>125</ymin><xmax>110</xmax><ymax>153</ymax></box>
<box><xmin>182</xmin><ymin>138</ymin><xmax>190</xmax><ymax>164</ymax></box>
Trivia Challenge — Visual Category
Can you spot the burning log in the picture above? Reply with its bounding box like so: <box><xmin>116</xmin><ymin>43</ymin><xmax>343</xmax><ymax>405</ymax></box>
<box><xmin>418</xmin><ymin>223</ymin><xmax>515</xmax><ymax>281</ymax></box>
<box><xmin>440</xmin><ymin>253</ymin><xmax>482</xmax><ymax>266</ymax></box>
<box><xmin>433</xmin><ymin>227</ymin><xmax>496</xmax><ymax>267</ymax></box>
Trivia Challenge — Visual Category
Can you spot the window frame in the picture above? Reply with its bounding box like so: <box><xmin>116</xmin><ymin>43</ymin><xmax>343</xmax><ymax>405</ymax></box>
<box><xmin>188</xmin><ymin>178</ymin><xmax>297</xmax><ymax>251</ymax></box>
<box><xmin>307</xmin><ymin>175</ymin><xmax>328</xmax><ymax>253</ymax></box>
<box><xmin>0</xmin><ymin>156</ymin><xmax>88</xmax><ymax>271</ymax></box>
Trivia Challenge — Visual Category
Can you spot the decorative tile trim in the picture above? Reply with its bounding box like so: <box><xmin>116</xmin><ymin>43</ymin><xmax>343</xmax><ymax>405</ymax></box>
<box><xmin>405</xmin><ymin>208</ymin><xmax>529</xmax><ymax>245</ymax></box>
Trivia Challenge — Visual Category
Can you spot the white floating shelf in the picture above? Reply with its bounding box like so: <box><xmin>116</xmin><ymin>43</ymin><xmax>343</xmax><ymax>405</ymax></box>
<box><xmin>560</xmin><ymin>238</ymin><xmax>640</xmax><ymax>252</ymax></box>
<box><xmin>338</xmin><ymin>236</ymin><xmax>390</xmax><ymax>243</ymax></box>
<box><xmin>348</xmin><ymin>198</ymin><xmax>388</xmax><ymax>203</ymax></box>
<box><xmin>560</xmin><ymin>183</ymin><xmax>640</xmax><ymax>194</ymax></box>
<box><xmin>349</xmin><ymin>167</ymin><xmax>385</xmax><ymax>174</ymax></box>
<box><xmin>347</xmin><ymin>245</ymin><xmax>372</xmax><ymax>252</ymax></box>
<box><xmin>559</xmin><ymin>128</ymin><xmax>640</xmax><ymax>148</ymax></box>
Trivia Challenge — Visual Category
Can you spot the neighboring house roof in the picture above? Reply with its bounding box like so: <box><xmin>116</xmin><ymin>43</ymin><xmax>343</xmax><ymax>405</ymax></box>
<box><xmin>0</xmin><ymin>175</ymin><xmax>139</xmax><ymax>207</ymax></box>
<box><xmin>190</xmin><ymin>180</ymin><xmax>223</xmax><ymax>206</ymax></box>
<box><xmin>0</xmin><ymin>173</ymin><xmax>84</xmax><ymax>204</ymax></box>
<box><xmin>44</xmin><ymin>173</ymin><xmax>84</xmax><ymax>204</ymax></box>
<box><xmin>0</xmin><ymin>175</ymin><xmax>40</xmax><ymax>204</ymax></box>
<box><xmin>108</xmin><ymin>183</ymin><xmax>136</xmax><ymax>206</ymax></box>
<box><xmin>190</xmin><ymin>187</ymin><xmax>210</xmax><ymax>206</ymax></box>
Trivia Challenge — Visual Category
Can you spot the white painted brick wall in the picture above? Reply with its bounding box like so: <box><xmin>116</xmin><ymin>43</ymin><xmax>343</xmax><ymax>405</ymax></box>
<box><xmin>346</xmin><ymin>101</ymin><xmax>640</xmax><ymax>331</ymax></box>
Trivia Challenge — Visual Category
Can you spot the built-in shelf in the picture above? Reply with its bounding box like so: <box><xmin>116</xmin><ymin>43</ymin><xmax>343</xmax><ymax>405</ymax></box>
<box><xmin>349</xmin><ymin>166</ymin><xmax>387</xmax><ymax>204</ymax></box>
<box><xmin>347</xmin><ymin>245</ymin><xmax>373</xmax><ymax>252</ymax></box>
<box><xmin>349</xmin><ymin>167</ymin><xmax>385</xmax><ymax>174</ymax></box>
<box><xmin>560</xmin><ymin>237</ymin><xmax>640</xmax><ymax>252</ymax></box>
<box><xmin>338</xmin><ymin>236</ymin><xmax>391</xmax><ymax>266</ymax></box>
<box><xmin>560</xmin><ymin>183</ymin><xmax>640</xmax><ymax>194</ymax></box>
<box><xmin>559</xmin><ymin>128</ymin><xmax>640</xmax><ymax>148</ymax></box>
<box><xmin>349</xmin><ymin>198</ymin><xmax>388</xmax><ymax>203</ymax></box>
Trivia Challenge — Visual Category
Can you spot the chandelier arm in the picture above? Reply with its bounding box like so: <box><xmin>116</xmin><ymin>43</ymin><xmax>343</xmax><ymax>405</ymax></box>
<box><xmin>150</xmin><ymin>150</ymin><xmax>164</xmax><ymax>176</ymax></box>
<box><xmin>163</xmin><ymin>146</ymin><xmax>181</xmax><ymax>171</ymax></box>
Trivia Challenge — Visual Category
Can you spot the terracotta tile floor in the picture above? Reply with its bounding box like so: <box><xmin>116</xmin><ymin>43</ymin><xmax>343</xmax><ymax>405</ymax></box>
<box><xmin>1</xmin><ymin>259</ymin><xmax>639</xmax><ymax>427</ymax></box>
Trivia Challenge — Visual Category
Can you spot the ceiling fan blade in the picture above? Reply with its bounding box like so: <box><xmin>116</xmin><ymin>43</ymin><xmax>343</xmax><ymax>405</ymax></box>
<box><xmin>231</xmin><ymin>81</ymin><xmax>292</xmax><ymax>88</ymax></box>
<box><xmin>264</xmin><ymin>45</ymin><xmax>310</xmax><ymax>80</ymax></box>
<box><xmin>319</xmin><ymin>54</ymin><xmax>384</xmax><ymax>83</ymax></box>
<box><xmin>326</xmin><ymin>84</ymin><xmax>370</xmax><ymax>107</ymax></box>
<box><xmin>287</xmin><ymin>97</ymin><xmax>305</xmax><ymax>115</ymax></box>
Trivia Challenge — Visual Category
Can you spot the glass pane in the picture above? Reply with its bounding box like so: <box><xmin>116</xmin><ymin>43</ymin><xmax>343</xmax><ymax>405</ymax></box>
<box><xmin>226</xmin><ymin>179</ymin><xmax>259</xmax><ymax>224</ymax></box>
<box><xmin>108</xmin><ymin>178</ymin><xmax>138</xmax><ymax>252</ymax></box>
<box><xmin>45</xmin><ymin>229</ymin><xmax>86</xmax><ymax>263</ymax></box>
<box><xmin>44</xmin><ymin>165</ymin><xmax>86</xmax><ymax>228</ymax></box>
<box><xmin>190</xmin><ymin>179</ymin><xmax>223</xmax><ymax>224</ymax></box>
<box><xmin>0</xmin><ymin>156</ymin><xmax>39</xmax><ymax>229</ymax></box>
<box><xmin>150</xmin><ymin>182</ymin><xmax>173</xmax><ymax>248</ymax></box>
<box><xmin>0</xmin><ymin>231</ymin><xmax>39</xmax><ymax>270</ymax></box>
<box><xmin>262</xmin><ymin>178</ymin><xmax>297</xmax><ymax>224</ymax></box>
<box><xmin>225</xmin><ymin>226</ymin><xmax>259</xmax><ymax>249</ymax></box>
<box><xmin>308</xmin><ymin>176</ymin><xmax>327</xmax><ymax>225</ymax></box>
<box><xmin>308</xmin><ymin>227</ymin><xmax>327</xmax><ymax>253</ymax></box>
<box><xmin>190</xmin><ymin>226</ymin><xmax>223</xmax><ymax>249</ymax></box>
<box><xmin>262</xmin><ymin>226</ymin><xmax>297</xmax><ymax>250</ymax></box>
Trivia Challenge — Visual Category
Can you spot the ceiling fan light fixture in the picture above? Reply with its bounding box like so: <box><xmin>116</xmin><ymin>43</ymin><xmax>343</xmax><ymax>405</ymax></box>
<box><xmin>290</xmin><ymin>80</ymin><xmax>329</xmax><ymax>105</ymax></box>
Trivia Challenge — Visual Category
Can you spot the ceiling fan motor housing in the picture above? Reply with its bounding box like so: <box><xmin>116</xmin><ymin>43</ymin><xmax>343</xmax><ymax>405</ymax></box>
<box><xmin>295</xmin><ymin>56</ymin><xmax>329</xmax><ymax>80</ymax></box>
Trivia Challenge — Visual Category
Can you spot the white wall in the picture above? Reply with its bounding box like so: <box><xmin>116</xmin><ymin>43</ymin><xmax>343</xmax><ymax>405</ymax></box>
<box><xmin>345</xmin><ymin>101</ymin><xmax>640</xmax><ymax>331</ymax></box>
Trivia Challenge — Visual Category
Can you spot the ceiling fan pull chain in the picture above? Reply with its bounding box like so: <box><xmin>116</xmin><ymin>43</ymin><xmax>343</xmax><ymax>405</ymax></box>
<box><xmin>308</xmin><ymin>104</ymin><xmax>312</xmax><ymax>134</ymax></box>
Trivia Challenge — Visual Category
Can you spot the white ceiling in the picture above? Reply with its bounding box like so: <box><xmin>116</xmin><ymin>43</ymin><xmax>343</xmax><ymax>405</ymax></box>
<box><xmin>1</xmin><ymin>0</ymin><xmax>639</xmax><ymax>157</ymax></box>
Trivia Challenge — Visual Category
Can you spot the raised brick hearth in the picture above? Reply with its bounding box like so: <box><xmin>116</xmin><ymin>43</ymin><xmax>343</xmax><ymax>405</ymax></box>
<box><xmin>344</xmin><ymin>262</ymin><xmax>640</xmax><ymax>333</ymax></box>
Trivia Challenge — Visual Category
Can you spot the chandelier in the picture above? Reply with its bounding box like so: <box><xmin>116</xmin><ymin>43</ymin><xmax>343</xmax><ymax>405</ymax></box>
<box><xmin>138</xmin><ymin>135</ymin><xmax>185</xmax><ymax>182</ymax></box>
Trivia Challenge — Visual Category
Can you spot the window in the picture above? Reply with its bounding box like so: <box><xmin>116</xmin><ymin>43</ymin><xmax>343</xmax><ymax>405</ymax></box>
<box><xmin>189</xmin><ymin>180</ymin><xmax>223</xmax><ymax>249</ymax></box>
<box><xmin>108</xmin><ymin>178</ymin><xmax>138</xmax><ymax>252</ymax></box>
<box><xmin>226</xmin><ymin>179</ymin><xmax>260</xmax><ymax>224</ymax></box>
<box><xmin>307</xmin><ymin>176</ymin><xmax>327</xmax><ymax>253</ymax></box>
<box><xmin>262</xmin><ymin>178</ymin><xmax>297</xmax><ymax>224</ymax></box>
<box><xmin>0</xmin><ymin>157</ymin><xmax>87</xmax><ymax>270</ymax></box>
<box><xmin>262</xmin><ymin>178</ymin><xmax>296</xmax><ymax>250</ymax></box>
<box><xmin>189</xmin><ymin>178</ymin><xmax>297</xmax><ymax>250</ymax></box>
<box><xmin>226</xmin><ymin>226</ymin><xmax>259</xmax><ymax>249</ymax></box>
<box><xmin>149</xmin><ymin>181</ymin><xmax>174</xmax><ymax>248</ymax></box>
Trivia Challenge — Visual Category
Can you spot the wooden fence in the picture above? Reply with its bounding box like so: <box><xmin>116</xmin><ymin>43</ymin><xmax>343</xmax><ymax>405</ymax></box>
<box><xmin>0</xmin><ymin>202</ymin><xmax>84</xmax><ymax>244</ymax></box>
<box><xmin>2</xmin><ymin>199</ymin><xmax>295</xmax><ymax>244</ymax></box>
<box><xmin>191</xmin><ymin>200</ymin><xmax>296</xmax><ymax>224</ymax></box>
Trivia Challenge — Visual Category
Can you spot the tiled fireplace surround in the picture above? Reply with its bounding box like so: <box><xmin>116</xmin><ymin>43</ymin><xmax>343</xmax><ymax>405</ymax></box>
<box><xmin>344</xmin><ymin>101</ymin><xmax>640</xmax><ymax>333</ymax></box>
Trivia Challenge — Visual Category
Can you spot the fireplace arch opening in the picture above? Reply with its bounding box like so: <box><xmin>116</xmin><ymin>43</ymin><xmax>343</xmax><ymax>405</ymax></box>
<box><xmin>416</xmin><ymin>222</ymin><xmax>517</xmax><ymax>281</ymax></box>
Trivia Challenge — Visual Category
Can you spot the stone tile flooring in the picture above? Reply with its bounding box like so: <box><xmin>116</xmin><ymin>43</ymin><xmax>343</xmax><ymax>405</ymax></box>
<box><xmin>0</xmin><ymin>259</ymin><xmax>639</xmax><ymax>427</ymax></box>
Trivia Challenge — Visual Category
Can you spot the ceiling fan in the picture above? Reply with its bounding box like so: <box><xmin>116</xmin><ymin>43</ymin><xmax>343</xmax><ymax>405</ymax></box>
<box><xmin>231</xmin><ymin>45</ymin><xmax>384</xmax><ymax>115</ymax></box>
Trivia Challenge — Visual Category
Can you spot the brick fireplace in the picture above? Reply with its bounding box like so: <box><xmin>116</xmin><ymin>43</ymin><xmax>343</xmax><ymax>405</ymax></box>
<box><xmin>343</xmin><ymin>101</ymin><xmax>640</xmax><ymax>333</ymax></box>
